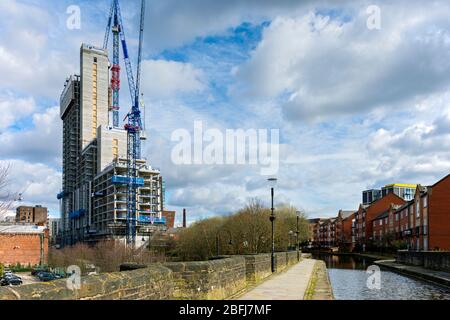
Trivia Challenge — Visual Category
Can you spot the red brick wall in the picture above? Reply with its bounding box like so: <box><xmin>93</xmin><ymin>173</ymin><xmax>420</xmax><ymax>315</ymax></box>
<box><xmin>342</xmin><ymin>214</ymin><xmax>354</xmax><ymax>244</ymax></box>
<box><xmin>429</xmin><ymin>175</ymin><xmax>450</xmax><ymax>251</ymax></box>
<box><xmin>364</xmin><ymin>193</ymin><xmax>405</xmax><ymax>242</ymax></box>
<box><xmin>0</xmin><ymin>232</ymin><xmax>48</xmax><ymax>266</ymax></box>
<box><xmin>162</xmin><ymin>211</ymin><xmax>176</xmax><ymax>229</ymax></box>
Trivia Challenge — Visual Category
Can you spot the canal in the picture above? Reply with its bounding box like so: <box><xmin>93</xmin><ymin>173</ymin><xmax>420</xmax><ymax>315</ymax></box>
<box><xmin>312</xmin><ymin>253</ymin><xmax>450</xmax><ymax>300</ymax></box>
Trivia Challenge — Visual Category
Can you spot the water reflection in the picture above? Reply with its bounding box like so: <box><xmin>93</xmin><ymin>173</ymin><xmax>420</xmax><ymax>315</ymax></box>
<box><xmin>312</xmin><ymin>253</ymin><xmax>450</xmax><ymax>300</ymax></box>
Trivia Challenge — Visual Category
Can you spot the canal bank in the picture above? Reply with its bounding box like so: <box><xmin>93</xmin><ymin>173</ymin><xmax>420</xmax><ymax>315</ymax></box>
<box><xmin>312</xmin><ymin>253</ymin><xmax>450</xmax><ymax>300</ymax></box>
<box><xmin>375</xmin><ymin>260</ymin><xmax>450</xmax><ymax>288</ymax></box>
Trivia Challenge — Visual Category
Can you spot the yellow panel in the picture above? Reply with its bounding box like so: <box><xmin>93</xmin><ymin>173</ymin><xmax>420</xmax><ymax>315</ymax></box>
<box><xmin>384</xmin><ymin>183</ymin><xmax>417</xmax><ymax>188</ymax></box>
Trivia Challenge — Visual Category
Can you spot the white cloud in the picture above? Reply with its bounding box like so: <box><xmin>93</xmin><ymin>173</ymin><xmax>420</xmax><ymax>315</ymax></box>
<box><xmin>141</xmin><ymin>60</ymin><xmax>205</xmax><ymax>98</ymax></box>
<box><xmin>0</xmin><ymin>159</ymin><xmax>61</xmax><ymax>216</ymax></box>
<box><xmin>0</xmin><ymin>106</ymin><xmax>62</xmax><ymax>165</ymax></box>
<box><xmin>0</xmin><ymin>94</ymin><xmax>36</xmax><ymax>130</ymax></box>
<box><xmin>232</xmin><ymin>5</ymin><xmax>450</xmax><ymax>121</ymax></box>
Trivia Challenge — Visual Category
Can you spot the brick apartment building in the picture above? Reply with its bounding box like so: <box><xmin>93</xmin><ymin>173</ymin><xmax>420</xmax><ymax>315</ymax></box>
<box><xmin>340</xmin><ymin>210</ymin><xmax>355</xmax><ymax>248</ymax></box>
<box><xmin>354</xmin><ymin>192</ymin><xmax>405</xmax><ymax>246</ymax></box>
<box><xmin>0</xmin><ymin>225</ymin><xmax>49</xmax><ymax>266</ymax></box>
<box><xmin>372</xmin><ymin>203</ymin><xmax>402</xmax><ymax>247</ymax></box>
<box><xmin>16</xmin><ymin>205</ymin><xmax>48</xmax><ymax>226</ymax></box>
<box><xmin>311</xmin><ymin>210</ymin><xmax>355</xmax><ymax>248</ymax></box>
<box><xmin>310</xmin><ymin>173</ymin><xmax>450</xmax><ymax>252</ymax></box>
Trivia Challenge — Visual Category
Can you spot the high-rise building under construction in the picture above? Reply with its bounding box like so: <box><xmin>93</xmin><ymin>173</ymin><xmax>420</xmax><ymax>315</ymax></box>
<box><xmin>58</xmin><ymin>44</ymin><xmax>165</xmax><ymax>247</ymax></box>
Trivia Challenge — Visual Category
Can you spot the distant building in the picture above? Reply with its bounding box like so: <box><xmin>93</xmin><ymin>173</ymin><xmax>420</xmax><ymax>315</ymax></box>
<box><xmin>48</xmin><ymin>218</ymin><xmax>61</xmax><ymax>245</ymax></box>
<box><xmin>362</xmin><ymin>183</ymin><xmax>417</xmax><ymax>205</ymax></box>
<box><xmin>0</xmin><ymin>225</ymin><xmax>49</xmax><ymax>266</ymax></box>
<box><xmin>16</xmin><ymin>205</ymin><xmax>48</xmax><ymax>226</ymax></box>
<box><xmin>382</xmin><ymin>183</ymin><xmax>417</xmax><ymax>201</ymax></box>
<box><xmin>362</xmin><ymin>189</ymin><xmax>382</xmax><ymax>205</ymax></box>
<box><xmin>162</xmin><ymin>211</ymin><xmax>175</xmax><ymax>229</ymax></box>
<box><xmin>354</xmin><ymin>193</ymin><xmax>406</xmax><ymax>246</ymax></box>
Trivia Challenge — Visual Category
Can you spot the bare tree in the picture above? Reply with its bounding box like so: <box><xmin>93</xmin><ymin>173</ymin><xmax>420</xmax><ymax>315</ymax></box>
<box><xmin>0</xmin><ymin>163</ymin><xmax>12</xmax><ymax>221</ymax></box>
<box><xmin>175</xmin><ymin>199</ymin><xmax>310</xmax><ymax>260</ymax></box>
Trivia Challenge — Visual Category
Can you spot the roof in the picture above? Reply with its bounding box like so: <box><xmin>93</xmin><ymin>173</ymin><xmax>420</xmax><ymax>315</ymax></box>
<box><xmin>0</xmin><ymin>224</ymin><xmax>46</xmax><ymax>234</ymax></box>
<box><xmin>339</xmin><ymin>210</ymin><xmax>355</xmax><ymax>219</ymax></box>
<box><xmin>384</xmin><ymin>183</ymin><xmax>417</xmax><ymax>188</ymax></box>
<box><xmin>432</xmin><ymin>173</ymin><xmax>450</xmax><ymax>188</ymax></box>
<box><xmin>374</xmin><ymin>210</ymin><xmax>389</xmax><ymax>221</ymax></box>
<box><xmin>396</xmin><ymin>200</ymin><xmax>414</xmax><ymax>212</ymax></box>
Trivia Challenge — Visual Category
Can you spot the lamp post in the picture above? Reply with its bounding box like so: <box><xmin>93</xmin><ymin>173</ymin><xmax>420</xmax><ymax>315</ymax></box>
<box><xmin>296</xmin><ymin>211</ymin><xmax>300</xmax><ymax>261</ymax></box>
<box><xmin>268</xmin><ymin>177</ymin><xmax>277</xmax><ymax>273</ymax></box>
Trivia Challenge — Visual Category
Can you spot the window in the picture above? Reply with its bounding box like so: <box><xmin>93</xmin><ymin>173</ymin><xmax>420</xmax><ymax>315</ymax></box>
<box><xmin>423</xmin><ymin>196</ymin><xmax>428</xmax><ymax>208</ymax></box>
<box><xmin>94</xmin><ymin>57</ymin><xmax>97</xmax><ymax>63</ymax></box>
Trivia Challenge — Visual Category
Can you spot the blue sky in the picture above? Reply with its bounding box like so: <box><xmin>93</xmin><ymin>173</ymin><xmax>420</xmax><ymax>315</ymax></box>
<box><xmin>1</xmin><ymin>0</ymin><xmax>450</xmax><ymax>225</ymax></box>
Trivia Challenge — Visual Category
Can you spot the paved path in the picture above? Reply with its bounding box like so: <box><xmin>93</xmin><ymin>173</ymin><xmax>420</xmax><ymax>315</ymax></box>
<box><xmin>238</xmin><ymin>259</ymin><xmax>316</xmax><ymax>300</ymax></box>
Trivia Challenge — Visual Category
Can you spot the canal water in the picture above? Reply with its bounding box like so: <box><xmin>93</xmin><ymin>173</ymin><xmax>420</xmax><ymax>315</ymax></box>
<box><xmin>312</xmin><ymin>253</ymin><xmax>450</xmax><ymax>300</ymax></box>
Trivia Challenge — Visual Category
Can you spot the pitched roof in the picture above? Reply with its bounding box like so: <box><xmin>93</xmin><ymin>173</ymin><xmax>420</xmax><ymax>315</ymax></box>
<box><xmin>340</xmin><ymin>210</ymin><xmax>356</xmax><ymax>219</ymax></box>
<box><xmin>0</xmin><ymin>224</ymin><xmax>46</xmax><ymax>234</ymax></box>
<box><xmin>374</xmin><ymin>210</ymin><xmax>389</xmax><ymax>221</ymax></box>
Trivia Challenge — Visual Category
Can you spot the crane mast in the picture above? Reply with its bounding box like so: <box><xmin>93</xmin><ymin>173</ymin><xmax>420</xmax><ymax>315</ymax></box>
<box><xmin>103</xmin><ymin>0</ymin><xmax>146</xmax><ymax>246</ymax></box>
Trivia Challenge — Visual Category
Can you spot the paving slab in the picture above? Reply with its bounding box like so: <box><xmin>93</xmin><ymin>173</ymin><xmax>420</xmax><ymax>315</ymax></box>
<box><xmin>238</xmin><ymin>259</ymin><xmax>316</xmax><ymax>300</ymax></box>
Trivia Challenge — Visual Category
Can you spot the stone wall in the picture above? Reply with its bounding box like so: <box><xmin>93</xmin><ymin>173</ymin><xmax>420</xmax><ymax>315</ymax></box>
<box><xmin>286</xmin><ymin>251</ymin><xmax>299</xmax><ymax>266</ymax></box>
<box><xmin>397</xmin><ymin>251</ymin><xmax>450</xmax><ymax>272</ymax></box>
<box><xmin>274</xmin><ymin>252</ymin><xmax>287</xmax><ymax>272</ymax></box>
<box><xmin>0</xmin><ymin>264</ymin><xmax>173</xmax><ymax>300</ymax></box>
<box><xmin>164</xmin><ymin>257</ymin><xmax>246</xmax><ymax>300</ymax></box>
<box><xmin>243</xmin><ymin>254</ymin><xmax>272</xmax><ymax>284</ymax></box>
<box><xmin>0</xmin><ymin>252</ymin><xmax>301</xmax><ymax>300</ymax></box>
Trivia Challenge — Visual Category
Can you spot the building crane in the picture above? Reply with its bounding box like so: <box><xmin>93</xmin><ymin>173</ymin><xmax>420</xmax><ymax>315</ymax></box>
<box><xmin>103</xmin><ymin>0</ymin><xmax>137</xmax><ymax>128</ymax></box>
<box><xmin>103</xmin><ymin>0</ymin><xmax>146</xmax><ymax>246</ymax></box>
<box><xmin>124</xmin><ymin>0</ymin><xmax>146</xmax><ymax>246</ymax></box>
<box><xmin>14</xmin><ymin>181</ymin><xmax>33</xmax><ymax>203</ymax></box>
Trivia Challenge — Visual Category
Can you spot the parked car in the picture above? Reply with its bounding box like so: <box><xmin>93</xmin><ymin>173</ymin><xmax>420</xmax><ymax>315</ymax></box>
<box><xmin>38</xmin><ymin>272</ymin><xmax>57</xmax><ymax>282</ymax></box>
<box><xmin>31</xmin><ymin>266</ymin><xmax>49</xmax><ymax>276</ymax></box>
<box><xmin>1</xmin><ymin>275</ymin><xmax>23</xmax><ymax>286</ymax></box>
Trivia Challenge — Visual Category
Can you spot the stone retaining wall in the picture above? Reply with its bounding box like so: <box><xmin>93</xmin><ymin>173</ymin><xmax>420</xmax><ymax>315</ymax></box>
<box><xmin>243</xmin><ymin>254</ymin><xmax>272</xmax><ymax>284</ymax></box>
<box><xmin>0</xmin><ymin>252</ymin><xmax>301</xmax><ymax>300</ymax></box>
<box><xmin>164</xmin><ymin>257</ymin><xmax>246</xmax><ymax>300</ymax></box>
<box><xmin>0</xmin><ymin>264</ymin><xmax>173</xmax><ymax>300</ymax></box>
<box><xmin>396</xmin><ymin>251</ymin><xmax>450</xmax><ymax>272</ymax></box>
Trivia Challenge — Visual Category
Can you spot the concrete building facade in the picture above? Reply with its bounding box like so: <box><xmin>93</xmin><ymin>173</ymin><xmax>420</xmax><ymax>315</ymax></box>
<box><xmin>58</xmin><ymin>44</ymin><xmax>165</xmax><ymax>247</ymax></box>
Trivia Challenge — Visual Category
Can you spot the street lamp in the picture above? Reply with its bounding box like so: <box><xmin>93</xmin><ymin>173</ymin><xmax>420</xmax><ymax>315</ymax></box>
<box><xmin>268</xmin><ymin>177</ymin><xmax>277</xmax><ymax>273</ymax></box>
<box><xmin>296</xmin><ymin>211</ymin><xmax>301</xmax><ymax>261</ymax></box>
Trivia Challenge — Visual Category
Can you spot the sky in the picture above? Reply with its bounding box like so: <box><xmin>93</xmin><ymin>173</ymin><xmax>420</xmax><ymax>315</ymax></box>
<box><xmin>1</xmin><ymin>0</ymin><xmax>450</xmax><ymax>225</ymax></box>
